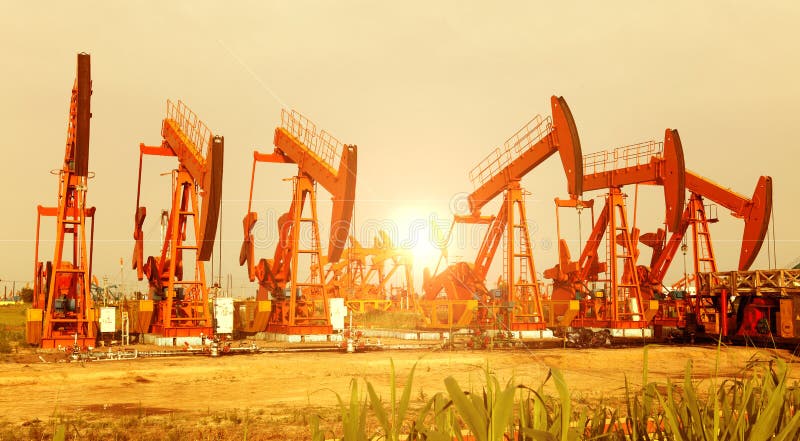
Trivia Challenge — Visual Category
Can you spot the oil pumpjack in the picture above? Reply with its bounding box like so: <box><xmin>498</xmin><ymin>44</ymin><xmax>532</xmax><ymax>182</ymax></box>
<box><xmin>28</xmin><ymin>53</ymin><xmax>97</xmax><ymax>349</ymax></box>
<box><xmin>132</xmin><ymin>100</ymin><xmax>224</xmax><ymax>338</ymax></box>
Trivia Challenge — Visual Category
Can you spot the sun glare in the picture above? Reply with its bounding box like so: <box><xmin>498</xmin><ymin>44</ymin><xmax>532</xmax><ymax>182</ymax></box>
<box><xmin>408</xmin><ymin>229</ymin><xmax>442</xmax><ymax>270</ymax></box>
<box><xmin>387</xmin><ymin>207</ymin><xmax>447</xmax><ymax>271</ymax></box>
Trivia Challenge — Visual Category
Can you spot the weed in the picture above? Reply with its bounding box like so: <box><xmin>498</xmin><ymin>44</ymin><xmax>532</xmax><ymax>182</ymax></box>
<box><xmin>367</xmin><ymin>359</ymin><xmax>418</xmax><ymax>440</ymax></box>
<box><xmin>0</xmin><ymin>325</ymin><xmax>24</xmax><ymax>354</ymax></box>
<box><xmin>311</xmin><ymin>353</ymin><xmax>800</xmax><ymax>441</ymax></box>
<box><xmin>418</xmin><ymin>386</ymin><xmax>427</xmax><ymax>401</ymax></box>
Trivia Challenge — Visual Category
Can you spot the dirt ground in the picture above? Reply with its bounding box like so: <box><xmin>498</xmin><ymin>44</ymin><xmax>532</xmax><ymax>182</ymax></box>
<box><xmin>0</xmin><ymin>343</ymin><xmax>798</xmax><ymax>440</ymax></box>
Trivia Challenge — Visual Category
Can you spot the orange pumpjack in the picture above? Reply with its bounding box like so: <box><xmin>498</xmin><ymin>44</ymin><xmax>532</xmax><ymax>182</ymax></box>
<box><xmin>28</xmin><ymin>53</ymin><xmax>97</xmax><ymax>348</ymax></box>
<box><xmin>421</xmin><ymin>96</ymin><xmax>582</xmax><ymax>331</ymax></box>
<box><xmin>240</xmin><ymin>110</ymin><xmax>357</xmax><ymax>335</ymax></box>
<box><xmin>545</xmin><ymin>129</ymin><xmax>686</xmax><ymax>331</ymax></box>
<box><xmin>132</xmin><ymin>100</ymin><xmax>224</xmax><ymax>338</ymax></box>
<box><xmin>639</xmin><ymin>172</ymin><xmax>771</xmax><ymax>337</ymax></box>
<box><xmin>325</xmin><ymin>231</ymin><xmax>416</xmax><ymax>314</ymax></box>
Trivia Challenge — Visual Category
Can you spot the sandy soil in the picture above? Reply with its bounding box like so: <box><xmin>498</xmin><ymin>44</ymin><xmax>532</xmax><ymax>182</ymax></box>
<box><xmin>0</xmin><ymin>344</ymin><xmax>797</xmax><ymax>440</ymax></box>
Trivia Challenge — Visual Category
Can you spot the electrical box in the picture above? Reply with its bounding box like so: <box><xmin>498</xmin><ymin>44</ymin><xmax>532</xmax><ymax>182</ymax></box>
<box><xmin>99</xmin><ymin>307</ymin><xmax>116</xmax><ymax>333</ymax></box>
<box><xmin>329</xmin><ymin>297</ymin><xmax>347</xmax><ymax>331</ymax></box>
<box><xmin>214</xmin><ymin>297</ymin><xmax>234</xmax><ymax>335</ymax></box>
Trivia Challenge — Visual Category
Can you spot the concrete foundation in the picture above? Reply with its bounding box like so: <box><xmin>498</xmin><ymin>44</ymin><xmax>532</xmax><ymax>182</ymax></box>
<box><xmin>142</xmin><ymin>334</ymin><xmax>205</xmax><ymax>346</ymax></box>
<box><xmin>359</xmin><ymin>329</ymin><xmax>448</xmax><ymax>340</ymax></box>
<box><xmin>517</xmin><ymin>329</ymin><xmax>556</xmax><ymax>340</ymax></box>
<box><xmin>608</xmin><ymin>328</ymin><xmax>653</xmax><ymax>338</ymax></box>
<box><xmin>253</xmin><ymin>332</ymin><xmax>343</xmax><ymax>343</ymax></box>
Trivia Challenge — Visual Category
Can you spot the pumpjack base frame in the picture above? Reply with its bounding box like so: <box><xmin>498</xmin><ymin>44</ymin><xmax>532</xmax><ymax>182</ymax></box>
<box><xmin>566</xmin><ymin>326</ymin><xmax>654</xmax><ymax>338</ymax></box>
<box><xmin>142</xmin><ymin>334</ymin><xmax>208</xmax><ymax>346</ymax></box>
<box><xmin>567</xmin><ymin>319</ymin><xmax>650</xmax><ymax>330</ymax></box>
<box><xmin>345</xmin><ymin>299</ymin><xmax>393</xmax><ymax>314</ymax></box>
<box><xmin>418</xmin><ymin>299</ymin><xmax>479</xmax><ymax>330</ymax></box>
<box><xmin>650</xmin><ymin>299</ymin><xmax>690</xmax><ymax>328</ymax></box>
<box><xmin>265</xmin><ymin>298</ymin><xmax>333</xmax><ymax>335</ymax></box>
<box><xmin>256</xmin><ymin>331</ymin><xmax>337</xmax><ymax>343</ymax></box>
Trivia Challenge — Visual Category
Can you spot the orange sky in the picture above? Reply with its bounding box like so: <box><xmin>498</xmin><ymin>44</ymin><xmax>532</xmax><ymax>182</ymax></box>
<box><xmin>1</xmin><ymin>2</ymin><xmax>798</xmax><ymax>295</ymax></box>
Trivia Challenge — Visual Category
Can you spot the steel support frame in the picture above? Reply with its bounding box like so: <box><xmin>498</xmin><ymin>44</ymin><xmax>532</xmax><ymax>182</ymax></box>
<box><xmin>150</xmin><ymin>168</ymin><xmax>213</xmax><ymax>337</ymax></box>
<box><xmin>266</xmin><ymin>175</ymin><xmax>332</xmax><ymax>335</ymax></box>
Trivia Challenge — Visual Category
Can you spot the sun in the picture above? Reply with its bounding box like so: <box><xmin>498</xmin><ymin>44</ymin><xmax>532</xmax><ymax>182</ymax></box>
<box><xmin>407</xmin><ymin>228</ymin><xmax>442</xmax><ymax>270</ymax></box>
<box><xmin>387</xmin><ymin>207</ymin><xmax>447</xmax><ymax>271</ymax></box>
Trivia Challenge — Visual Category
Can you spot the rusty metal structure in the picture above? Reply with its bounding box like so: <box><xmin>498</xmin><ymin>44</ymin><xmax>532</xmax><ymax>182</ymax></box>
<box><xmin>641</xmin><ymin>173</ymin><xmax>772</xmax><ymax>286</ymax></box>
<box><xmin>638</xmin><ymin>172</ymin><xmax>772</xmax><ymax>335</ymax></box>
<box><xmin>544</xmin><ymin>120</ymin><xmax>773</xmax><ymax>341</ymax></box>
<box><xmin>27</xmin><ymin>53</ymin><xmax>97</xmax><ymax>348</ymax></box>
<box><xmin>697</xmin><ymin>269</ymin><xmax>798</xmax><ymax>340</ymax></box>
<box><xmin>545</xmin><ymin>130</ymin><xmax>685</xmax><ymax>332</ymax></box>
<box><xmin>420</xmin><ymin>96</ymin><xmax>582</xmax><ymax>331</ymax></box>
<box><xmin>22</xmin><ymin>62</ymin><xmax>784</xmax><ymax>349</ymax></box>
<box><xmin>239</xmin><ymin>110</ymin><xmax>357</xmax><ymax>335</ymax></box>
<box><xmin>132</xmin><ymin>100</ymin><xmax>224</xmax><ymax>337</ymax></box>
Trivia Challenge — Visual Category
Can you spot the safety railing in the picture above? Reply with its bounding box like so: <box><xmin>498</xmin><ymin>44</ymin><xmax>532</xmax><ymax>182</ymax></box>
<box><xmin>583</xmin><ymin>150</ymin><xmax>610</xmax><ymax>176</ymax></box>
<box><xmin>469</xmin><ymin>114</ymin><xmax>553</xmax><ymax>188</ymax></box>
<box><xmin>469</xmin><ymin>147</ymin><xmax>512</xmax><ymax>188</ymax></box>
<box><xmin>166</xmin><ymin>100</ymin><xmax>213</xmax><ymax>159</ymax></box>
<box><xmin>697</xmin><ymin>269</ymin><xmax>800</xmax><ymax>296</ymax></box>
<box><xmin>281</xmin><ymin>109</ymin><xmax>342</xmax><ymax>171</ymax></box>
<box><xmin>583</xmin><ymin>140</ymin><xmax>663</xmax><ymax>176</ymax></box>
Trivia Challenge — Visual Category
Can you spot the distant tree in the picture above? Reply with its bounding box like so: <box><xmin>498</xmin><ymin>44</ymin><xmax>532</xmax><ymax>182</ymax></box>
<box><xmin>19</xmin><ymin>288</ymin><xmax>33</xmax><ymax>303</ymax></box>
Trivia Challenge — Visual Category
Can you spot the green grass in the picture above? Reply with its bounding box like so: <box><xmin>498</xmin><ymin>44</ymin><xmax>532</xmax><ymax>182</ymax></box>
<box><xmin>0</xmin><ymin>303</ymin><xmax>27</xmax><ymax>328</ymax></box>
<box><xmin>312</xmin><ymin>352</ymin><xmax>800</xmax><ymax>440</ymax></box>
<box><xmin>0</xmin><ymin>406</ymin><xmax>323</xmax><ymax>441</ymax></box>
<box><xmin>0</xmin><ymin>304</ymin><xmax>27</xmax><ymax>353</ymax></box>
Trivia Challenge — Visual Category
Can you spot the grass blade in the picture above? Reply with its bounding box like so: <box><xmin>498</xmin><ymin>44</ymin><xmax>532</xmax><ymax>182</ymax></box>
<box><xmin>490</xmin><ymin>380</ymin><xmax>517</xmax><ymax>441</ymax></box>
<box><xmin>550</xmin><ymin>368</ymin><xmax>571</xmax><ymax>441</ymax></box>
<box><xmin>367</xmin><ymin>381</ymin><xmax>392</xmax><ymax>438</ymax></box>
<box><xmin>397</xmin><ymin>362</ymin><xmax>418</xmax><ymax>434</ymax></box>
<box><xmin>444</xmin><ymin>376</ymin><xmax>487</xmax><ymax>441</ymax></box>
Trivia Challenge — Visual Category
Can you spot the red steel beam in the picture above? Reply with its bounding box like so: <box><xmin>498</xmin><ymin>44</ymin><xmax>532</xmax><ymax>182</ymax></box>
<box><xmin>467</xmin><ymin>96</ymin><xmax>583</xmax><ymax>215</ymax></box>
<box><xmin>685</xmin><ymin>172</ymin><xmax>772</xmax><ymax>270</ymax></box>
